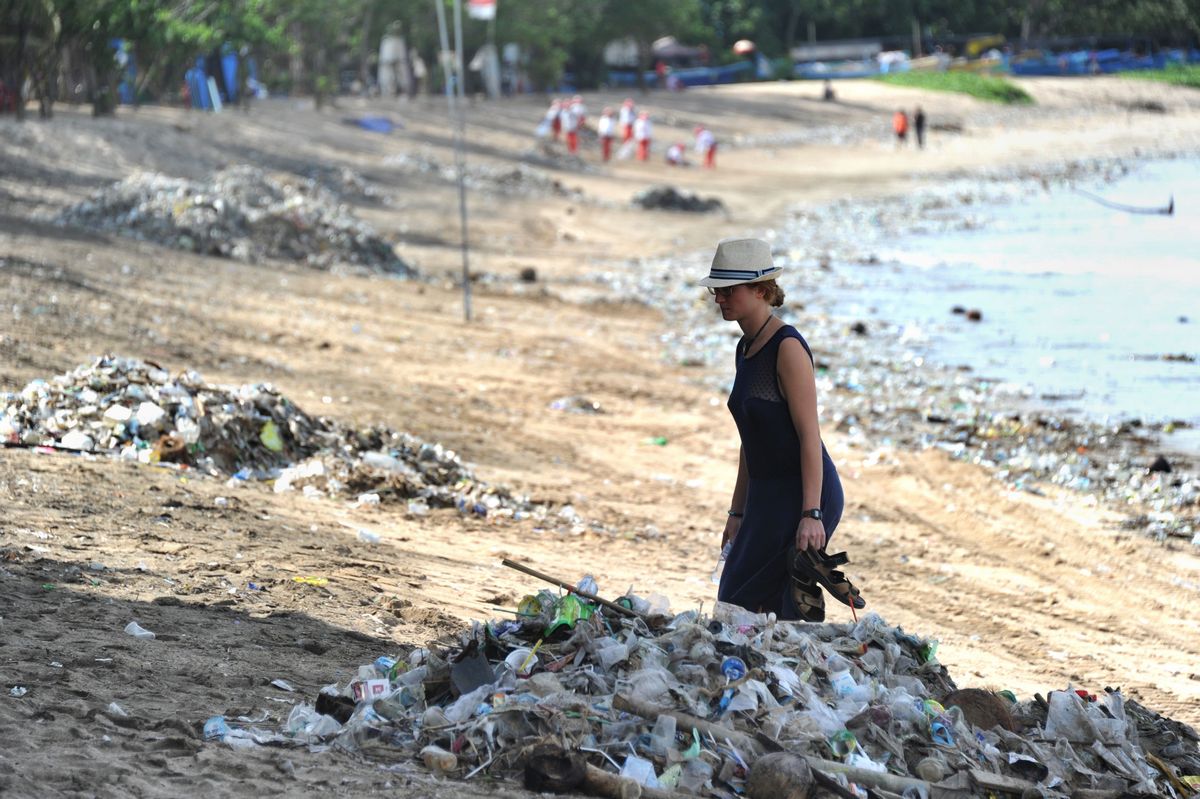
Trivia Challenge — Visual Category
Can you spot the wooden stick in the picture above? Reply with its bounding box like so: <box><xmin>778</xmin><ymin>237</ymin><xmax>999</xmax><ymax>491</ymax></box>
<box><xmin>581</xmin><ymin>764</ymin><xmax>641</xmax><ymax>799</ymax></box>
<box><xmin>582</xmin><ymin>764</ymin><xmax>695</xmax><ymax>799</ymax></box>
<box><xmin>612</xmin><ymin>693</ymin><xmax>763</xmax><ymax>757</ymax></box>
<box><xmin>805</xmin><ymin>755</ymin><xmax>934</xmax><ymax>795</ymax></box>
<box><xmin>501</xmin><ymin>558</ymin><xmax>645</xmax><ymax>620</ymax></box>
<box><xmin>811</xmin><ymin>768</ymin><xmax>868</xmax><ymax>799</ymax></box>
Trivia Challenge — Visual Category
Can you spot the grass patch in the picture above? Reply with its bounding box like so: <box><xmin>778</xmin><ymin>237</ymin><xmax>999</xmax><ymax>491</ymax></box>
<box><xmin>875</xmin><ymin>72</ymin><xmax>1034</xmax><ymax>104</ymax></box>
<box><xmin>1124</xmin><ymin>64</ymin><xmax>1200</xmax><ymax>89</ymax></box>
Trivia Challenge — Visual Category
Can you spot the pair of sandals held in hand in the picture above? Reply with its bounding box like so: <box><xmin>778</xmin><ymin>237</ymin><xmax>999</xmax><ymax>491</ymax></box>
<box><xmin>790</xmin><ymin>546</ymin><xmax>865</xmax><ymax>623</ymax></box>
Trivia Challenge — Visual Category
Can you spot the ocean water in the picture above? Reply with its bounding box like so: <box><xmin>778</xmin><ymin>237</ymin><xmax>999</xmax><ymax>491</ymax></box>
<box><xmin>830</xmin><ymin>158</ymin><xmax>1200</xmax><ymax>442</ymax></box>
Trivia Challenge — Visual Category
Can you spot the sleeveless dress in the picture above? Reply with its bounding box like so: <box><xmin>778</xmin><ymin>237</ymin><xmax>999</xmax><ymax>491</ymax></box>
<box><xmin>717</xmin><ymin>324</ymin><xmax>844</xmax><ymax>620</ymax></box>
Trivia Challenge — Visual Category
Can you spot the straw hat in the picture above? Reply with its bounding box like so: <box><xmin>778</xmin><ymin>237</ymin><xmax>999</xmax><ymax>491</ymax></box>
<box><xmin>699</xmin><ymin>237</ymin><xmax>781</xmax><ymax>288</ymax></box>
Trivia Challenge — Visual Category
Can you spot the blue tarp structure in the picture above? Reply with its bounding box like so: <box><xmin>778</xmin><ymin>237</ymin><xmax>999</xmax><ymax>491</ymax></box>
<box><xmin>183</xmin><ymin>45</ymin><xmax>245</xmax><ymax>110</ymax></box>
<box><xmin>606</xmin><ymin>60</ymin><xmax>752</xmax><ymax>88</ymax></box>
<box><xmin>185</xmin><ymin>57</ymin><xmax>212</xmax><ymax>109</ymax></box>
<box><xmin>1010</xmin><ymin>47</ymin><xmax>1196</xmax><ymax>76</ymax></box>
<box><xmin>342</xmin><ymin>116</ymin><xmax>401</xmax><ymax>133</ymax></box>
<box><xmin>794</xmin><ymin>60</ymin><xmax>887</xmax><ymax>80</ymax></box>
<box><xmin>1012</xmin><ymin>49</ymin><xmax>1159</xmax><ymax>75</ymax></box>
<box><xmin>112</xmin><ymin>39</ymin><xmax>137</xmax><ymax>104</ymax></box>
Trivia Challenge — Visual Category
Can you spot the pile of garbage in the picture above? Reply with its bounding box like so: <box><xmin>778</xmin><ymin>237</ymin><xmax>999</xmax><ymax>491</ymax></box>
<box><xmin>204</xmin><ymin>583</ymin><xmax>1200</xmax><ymax>798</ymax></box>
<box><xmin>634</xmin><ymin>186</ymin><xmax>726</xmax><ymax>214</ymax></box>
<box><xmin>0</xmin><ymin>356</ymin><xmax>529</xmax><ymax>516</ymax></box>
<box><xmin>304</xmin><ymin>165</ymin><xmax>388</xmax><ymax>203</ymax></box>
<box><xmin>55</xmin><ymin>166</ymin><xmax>415</xmax><ymax>276</ymax></box>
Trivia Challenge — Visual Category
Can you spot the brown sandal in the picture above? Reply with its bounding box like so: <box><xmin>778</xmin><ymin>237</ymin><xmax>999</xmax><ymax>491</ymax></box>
<box><xmin>793</xmin><ymin>548</ymin><xmax>865</xmax><ymax>609</ymax></box>
<box><xmin>787</xmin><ymin>544</ymin><xmax>826</xmax><ymax>622</ymax></box>
<box><xmin>790</xmin><ymin>575</ymin><xmax>826</xmax><ymax>622</ymax></box>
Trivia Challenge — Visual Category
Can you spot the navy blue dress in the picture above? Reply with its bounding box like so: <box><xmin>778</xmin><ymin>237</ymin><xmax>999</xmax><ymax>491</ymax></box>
<box><xmin>717</xmin><ymin>324</ymin><xmax>844</xmax><ymax>619</ymax></box>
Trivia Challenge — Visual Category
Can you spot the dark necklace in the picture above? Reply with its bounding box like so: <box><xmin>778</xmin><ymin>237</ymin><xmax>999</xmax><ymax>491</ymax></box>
<box><xmin>740</xmin><ymin>314</ymin><xmax>774</xmax><ymax>358</ymax></box>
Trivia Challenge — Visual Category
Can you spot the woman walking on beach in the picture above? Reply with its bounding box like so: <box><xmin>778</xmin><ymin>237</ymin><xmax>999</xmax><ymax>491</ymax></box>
<box><xmin>703</xmin><ymin>238</ymin><xmax>864</xmax><ymax>622</ymax></box>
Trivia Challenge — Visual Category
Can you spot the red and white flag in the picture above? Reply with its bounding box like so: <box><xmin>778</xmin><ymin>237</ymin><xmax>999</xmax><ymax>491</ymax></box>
<box><xmin>468</xmin><ymin>0</ymin><xmax>496</xmax><ymax>20</ymax></box>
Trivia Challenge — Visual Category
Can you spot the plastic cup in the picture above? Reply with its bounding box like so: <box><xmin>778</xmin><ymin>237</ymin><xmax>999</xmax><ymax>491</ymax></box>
<box><xmin>504</xmin><ymin>648</ymin><xmax>536</xmax><ymax>676</ymax></box>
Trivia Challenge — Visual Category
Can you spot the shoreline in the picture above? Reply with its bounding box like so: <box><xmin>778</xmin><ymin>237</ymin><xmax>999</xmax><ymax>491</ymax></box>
<box><xmin>562</xmin><ymin>147</ymin><xmax>1198</xmax><ymax>545</ymax></box>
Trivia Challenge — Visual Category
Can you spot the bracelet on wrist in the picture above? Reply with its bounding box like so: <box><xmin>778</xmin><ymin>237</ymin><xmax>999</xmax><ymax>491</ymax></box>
<box><xmin>727</xmin><ymin>510</ymin><xmax>744</xmax><ymax>518</ymax></box>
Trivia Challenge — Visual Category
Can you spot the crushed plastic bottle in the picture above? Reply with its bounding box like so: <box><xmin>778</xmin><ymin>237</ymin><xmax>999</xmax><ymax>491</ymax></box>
<box><xmin>577</xmin><ymin>574</ymin><xmax>599</xmax><ymax>595</ymax></box>
<box><xmin>124</xmin><ymin>621</ymin><xmax>156</xmax><ymax>640</ymax></box>
<box><xmin>203</xmin><ymin>716</ymin><xmax>231</xmax><ymax>741</ymax></box>
<box><xmin>710</xmin><ymin>542</ymin><xmax>732</xmax><ymax>584</ymax></box>
<box><xmin>620</xmin><ymin>754</ymin><xmax>661</xmax><ymax>788</ymax></box>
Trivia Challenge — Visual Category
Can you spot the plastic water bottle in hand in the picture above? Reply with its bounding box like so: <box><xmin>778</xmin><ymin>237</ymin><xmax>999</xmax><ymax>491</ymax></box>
<box><xmin>710</xmin><ymin>542</ymin><xmax>732</xmax><ymax>585</ymax></box>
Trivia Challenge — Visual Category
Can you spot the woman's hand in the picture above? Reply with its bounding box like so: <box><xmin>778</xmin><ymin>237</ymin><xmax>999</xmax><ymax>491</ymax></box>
<box><xmin>722</xmin><ymin>515</ymin><xmax>742</xmax><ymax>548</ymax></box>
<box><xmin>795</xmin><ymin>517</ymin><xmax>825</xmax><ymax>552</ymax></box>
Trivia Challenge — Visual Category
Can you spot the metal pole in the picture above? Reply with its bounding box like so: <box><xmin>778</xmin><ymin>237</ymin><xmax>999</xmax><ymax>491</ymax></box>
<box><xmin>452</xmin><ymin>0</ymin><xmax>472</xmax><ymax>322</ymax></box>
<box><xmin>434</xmin><ymin>0</ymin><xmax>471</xmax><ymax>322</ymax></box>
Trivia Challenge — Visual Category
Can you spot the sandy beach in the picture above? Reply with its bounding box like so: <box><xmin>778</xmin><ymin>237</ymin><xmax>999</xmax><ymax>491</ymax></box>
<box><xmin>2</xmin><ymin>77</ymin><xmax>1200</xmax><ymax>797</ymax></box>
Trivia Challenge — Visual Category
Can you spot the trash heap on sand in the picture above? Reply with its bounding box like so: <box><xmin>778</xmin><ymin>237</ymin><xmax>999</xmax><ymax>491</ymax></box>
<box><xmin>204</xmin><ymin>584</ymin><xmax>1200</xmax><ymax>799</ymax></box>
<box><xmin>0</xmin><ymin>356</ymin><xmax>529</xmax><ymax>516</ymax></box>
<box><xmin>634</xmin><ymin>186</ymin><xmax>726</xmax><ymax>214</ymax></box>
<box><xmin>55</xmin><ymin>165</ymin><xmax>415</xmax><ymax>276</ymax></box>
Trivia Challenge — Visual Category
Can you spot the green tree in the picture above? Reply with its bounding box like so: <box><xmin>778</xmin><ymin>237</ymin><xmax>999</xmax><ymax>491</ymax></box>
<box><xmin>596</xmin><ymin>0</ymin><xmax>704</xmax><ymax>91</ymax></box>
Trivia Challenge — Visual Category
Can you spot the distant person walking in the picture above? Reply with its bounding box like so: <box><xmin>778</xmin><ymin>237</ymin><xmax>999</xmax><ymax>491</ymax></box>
<box><xmin>562</xmin><ymin>100</ymin><xmax>580</xmax><ymax>154</ymax></box>
<box><xmin>892</xmin><ymin>109</ymin><xmax>909</xmax><ymax>147</ymax></box>
<box><xmin>634</xmin><ymin>111</ymin><xmax>652</xmax><ymax>162</ymax></box>
<box><xmin>822</xmin><ymin>79</ymin><xmax>835</xmax><ymax>101</ymax></box>
<box><xmin>694</xmin><ymin>124</ymin><xmax>717</xmax><ymax>168</ymax></box>
<box><xmin>571</xmin><ymin>95</ymin><xmax>587</xmax><ymax>128</ymax></box>
<box><xmin>619</xmin><ymin>98</ymin><xmax>636</xmax><ymax>143</ymax></box>
<box><xmin>545</xmin><ymin>99</ymin><xmax>562</xmax><ymax>141</ymax></box>
<box><xmin>597</xmin><ymin>107</ymin><xmax>615</xmax><ymax>162</ymax></box>
<box><xmin>913</xmin><ymin>106</ymin><xmax>927</xmax><ymax>149</ymax></box>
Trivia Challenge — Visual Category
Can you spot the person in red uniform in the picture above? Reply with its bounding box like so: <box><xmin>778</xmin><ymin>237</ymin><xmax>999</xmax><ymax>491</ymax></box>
<box><xmin>633</xmin><ymin>111</ymin><xmax>652</xmax><ymax>162</ymax></box>
<box><xmin>618</xmin><ymin>98</ymin><xmax>636</xmax><ymax>143</ymax></box>
<box><xmin>694</xmin><ymin>124</ymin><xmax>717</xmax><ymax>168</ymax></box>
<box><xmin>562</xmin><ymin>100</ymin><xmax>580</xmax><ymax>154</ymax></box>
<box><xmin>597</xmin><ymin>107</ymin><xmax>615</xmax><ymax>162</ymax></box>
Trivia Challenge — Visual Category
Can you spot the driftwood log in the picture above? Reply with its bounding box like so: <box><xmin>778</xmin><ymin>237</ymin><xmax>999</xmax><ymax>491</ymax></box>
<box><xmin>612</xmin><ymin>693</ymin><xmax>763</xmax><ymax>757</ymax></box>
<box><xmin>581</xmin><ymin>763</ymin><xmax>695</xmax><ymax>799</ymax></box>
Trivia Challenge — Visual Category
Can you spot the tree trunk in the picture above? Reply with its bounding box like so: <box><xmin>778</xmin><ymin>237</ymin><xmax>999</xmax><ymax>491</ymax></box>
<box><xmin>86</xmin><ymin>45</ymin><xmax>117</xmax><ymax>117</ymax></box>
<box><xmin>289</xmin><ymin>21</ymin><xmax>305</xmax><ymax>95</ymax></box>
<box><xmin>358</xmin><ymin>6</ymin><xmax>376</xmax><ymax>93</ymax></box>
<box><xmin>34</xmin><ymin>47</ymin><xmax>59</xmax><ymax>118</ymax></box>
<box><xmin>635</xmin><ymin>38</ymin><xmax>649</xmax><ymax>94</ymax></box>
<box><xmin>13</xmin><ymin>10</ymin><xmax>32</xmax><ymax>121</ymax></box>
<box><xmin>785</xmin><ymin>1</ymin><xmax>801</xmax><ymax>56</ymax></box>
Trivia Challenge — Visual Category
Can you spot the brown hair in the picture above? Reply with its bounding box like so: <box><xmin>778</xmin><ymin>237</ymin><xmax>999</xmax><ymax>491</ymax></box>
<box><xmin>754</xmin><ymin>279</ymin><xmax>785</xmax><ymax>308</ymax></box>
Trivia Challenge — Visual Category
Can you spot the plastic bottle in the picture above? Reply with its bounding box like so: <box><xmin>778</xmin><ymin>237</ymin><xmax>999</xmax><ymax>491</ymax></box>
<box><xmin>620</xmin><ymin>754</ymin><xmax>660</xmax><ymax>788</ymax></box>
<box><xmin>710</xmin><ymin>542</ymin><xmax>732</xmax><ymax>584</ymax></box>
<box><xmin>649</xmin><ymin>714</ymin><xmax>677</xmax><ymax>756</ymax></box>
<box><xmin>421</xmin><ymin>744</ymin><xmax>457</xmax><ymax>775</ymax></box>
<box><xmin>721</xmin><ymin>656</ymin><xmax>747</xmax><ymax>681</ymax></box>
<box><xmin>826</xmin><ymin>654</ymin><xmax>857</xmax><ymax>697</ymax></box>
